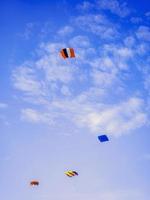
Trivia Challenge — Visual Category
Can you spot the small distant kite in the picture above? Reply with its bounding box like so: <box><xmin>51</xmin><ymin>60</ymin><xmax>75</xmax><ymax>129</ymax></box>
<box><xmin>98</xmin><ymin>135</ymin><xmax>109</xmax><ymax>142</ymax></box>
<box><xmin>30</xmin><ymin>180</ymin><xmax>39</xmax><ymax>186</ymax></box>
<box><xmin>60</xmin><ymin>48</ymin><xmax>75</xmax><ymax>59</ymax></box>
<box><xmin>65</xmin><ymin>170</ymin><xmax>78</xmax><ymax>177</ymax></box>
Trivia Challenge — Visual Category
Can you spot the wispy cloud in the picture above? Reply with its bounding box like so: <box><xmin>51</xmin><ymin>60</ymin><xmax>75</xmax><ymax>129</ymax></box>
<box><xmin>77</xmin><ymin>1</ymin><xmax>94</xmax><ymax>11</ymax></box>
<box><xmin>75</xmin><ymin>97</ymin><xmax>147</xmax><ymax>136</ymax></box>
<box><xmin>12</xmin><ymin>66</ymin><xmax>46</xmax><ymax>96</ymax></box>
<box><xmin>69</xmin><ymin>35</ymin><xmax>90</xmax><ymax>48</ymax></box>
<box><xmin>74</xmin><ymin>14</ymin><xmax>119</xmax><ymax>39</ymax></box>
<box><xmin>57</xmin><ymin>26</ymin><xmax>74</xmax><ymax>36</ymax></box>
<box><xmin>97</xmin><ymin>0</ymin><xmax>131</xmax><ymax>17</ymax></box>
<box><xmin>78</xmin><ymin>0</ymin><xmax>131</xmax><ymax>17</ymax></box>
<box><xmin>21</xmin><ymin>108</ymin><xmax>54</xmax><ymax>124</ymax></box>
<box><xmin>136</xmin><ymin>26</ymin><xmax>150</xmax><ymax>41</ymax></box>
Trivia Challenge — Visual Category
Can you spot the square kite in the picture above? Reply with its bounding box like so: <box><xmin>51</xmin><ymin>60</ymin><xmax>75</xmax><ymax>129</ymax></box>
<box><xmin>98</xmin><ymin>135</ymin><xmax>109</xmax><ymax>142</ymax></box>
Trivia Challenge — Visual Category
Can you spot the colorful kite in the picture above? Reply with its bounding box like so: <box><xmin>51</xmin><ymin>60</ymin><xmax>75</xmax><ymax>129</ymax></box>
<box><xmin>60</xmin><ymin>48</ymin><xmax>75</xmax><ymax>59</ymax></box>
<box><xmin>65</xmin><ymin>170</ymin><xmax>78</xmax><ymax>177</ymax></box>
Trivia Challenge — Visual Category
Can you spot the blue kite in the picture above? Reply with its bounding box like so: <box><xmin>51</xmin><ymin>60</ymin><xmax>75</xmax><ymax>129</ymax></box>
<box><xmin>98</xmin><ymin>135</ymin><xmax>109</xmax><ymax>142</ymax></box>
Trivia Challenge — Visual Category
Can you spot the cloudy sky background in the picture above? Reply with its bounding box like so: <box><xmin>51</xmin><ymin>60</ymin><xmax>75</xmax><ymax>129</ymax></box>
<box><xmin>0</xmin><ymin>0</ymin><xmax>150</xmax><ymax>199</ymax></box>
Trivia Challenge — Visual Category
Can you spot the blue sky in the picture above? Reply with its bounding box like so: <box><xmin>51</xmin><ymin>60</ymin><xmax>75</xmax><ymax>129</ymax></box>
<box><xmin>0</xmin><ymin>0</ymin><xmax>150</xmax><ymax>199</ymax></box>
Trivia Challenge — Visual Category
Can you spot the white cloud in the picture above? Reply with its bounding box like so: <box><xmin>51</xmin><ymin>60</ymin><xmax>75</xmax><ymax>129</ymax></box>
<box><xmin>77</xmin><ymin>0</ymin><xmax>130</xmax><ymax>18</ymax></box>
<box><xmin>136</xmin><ymin>43</ymin><xmax>150</xmax><ymax>55</ymax></box>
<box><xmin>75</xmin><ymin>97</ymin><xmax>147</xmax><ymax>136</ymax></box>
<box><xmin>91</xmin><ymin>69</ymin><xmax>117</xmax><ymax>87</ymax></box>
<box><xmin>12</xmin><ymin>66</ymin><xmax>46</xmax><ymax>96</ymax></box>
<box><xmin>77</xmin><ymin>1</ymin><xmax>94</xmax><ymax>11</ymax></box>
<box><xmin>103</xmin><ymin>44</ymin><xmax>134</xmax><ymax>60</ymax></box>
<box><xmin>136</xmin><ymin>26</ymin><xmax>150</xmax><ymax>41</ymax></box>
<box><xmin>124</xmin><ymin>36</ymin><xmax>135</xmax><ymax>47</ymax></box>
<box><xmin>118</xmin><ymin>47</ymin><xmax>133</xmax><ymax>58</ymax></box>
<box><xmin>87</xmin><ymin>45</ymin><xmax>134</xmax><ymax>89</ymax></box>
<box><xmin>36</xmin><ymin>55</ymin><xmax>76</xmax><ymax>84</ymax></box>
<box><xmin>21</xmin><ymin>108</ymin><xmax>53</xmax><ymax>124</ymax></box>
<box><xmin>74</xmin><ymin>14</ymin><xmax>119</xmax><ymax>39</ymax></box>
<box><xmin>57</xmin><ymin>26</ymin><xmax>74</xmax><ymax>36</ymax></box>
<box><xmin>39</xmin><ymin>42</ymin><xmax>65</xmax><ymax>54</ymax></box>
<box><xmin>61</xmin><ymin>85</ymin><xmax>71</xmax><ymax>96</ymax></box>
<box><xmin>69</xmin><ymin>35</ymin><xmax>90</xmax><ymax>48</ymax></box>
<box><xmin>97</xmin><ymin>0</ymin><xmax>130</xmax><ymax>17</ymax></box>
<box><xmin>43</xmin><ymin>63</ymin><xmax>75</xmax><ymax>83</ymax></box>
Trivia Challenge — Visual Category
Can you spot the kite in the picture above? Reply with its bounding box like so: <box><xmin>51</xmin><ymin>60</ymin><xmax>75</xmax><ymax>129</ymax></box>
<box><xmin>30</xmin><ymin>180</ymin><xmax>39</xmax><ymax>186</ymax></box>
<box><xmin>98</xmin><ymin>135</ymin><xmax>109</xmax><ymax>142</ymax></box>
<box><xmin>60</xmin><ymin>48</ymin><xmax>75</xmax><ymax>59</ymax></box>
<box><xmin>65</xmin><ymin>170</ymin><xmax>78</xmax><ymax>177</ymax></box>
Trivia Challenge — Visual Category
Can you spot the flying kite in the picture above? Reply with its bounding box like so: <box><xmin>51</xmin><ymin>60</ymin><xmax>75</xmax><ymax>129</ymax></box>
<box><xmin>60</xmin><ymin>48</ymin><xmax>75</xmax><ymax>59</ymax></box>
<box><xmin>65</xmin><ymin>170</ymin><xmax>78</xmax><ymax>177</ymax></box>
<box><xmin>30</xmin><ymin>180</ymin><xmax>39</xmax><ymax>186</ymax></box>
<box><xmin>98</xmin><ymin>135</ymin><xmax>109</xmax><ymax>142</ymax></box>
